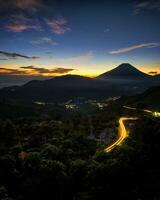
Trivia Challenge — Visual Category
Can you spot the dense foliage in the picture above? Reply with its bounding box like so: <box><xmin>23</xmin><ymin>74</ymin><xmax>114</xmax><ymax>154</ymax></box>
<box><xmin>0</xmin><ymin>112</ymin><xmax>160</xmax><ymax>199</ymax></box>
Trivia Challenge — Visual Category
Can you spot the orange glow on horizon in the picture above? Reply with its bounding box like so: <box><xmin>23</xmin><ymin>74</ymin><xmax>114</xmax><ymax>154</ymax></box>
<box><xmin>0</xmin><ymin>64</ymin><xmax>159</xmax><ymax>77</ymax></box>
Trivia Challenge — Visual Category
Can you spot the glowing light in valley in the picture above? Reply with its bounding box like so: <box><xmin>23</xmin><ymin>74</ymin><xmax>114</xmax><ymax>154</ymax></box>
<box><xmin>153</xmin><ymin>112</ymin><xmax>160</xmax><ymax>117</ymax></box>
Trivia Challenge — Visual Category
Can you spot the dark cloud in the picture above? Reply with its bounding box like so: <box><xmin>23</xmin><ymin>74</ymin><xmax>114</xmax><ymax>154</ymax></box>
<box><xmin>21</xmin><ymin>66</ymin><xmax>50</xmax><ymax>73</ymax></box>
<box><xmin>0</xmin><ymin>67</ymin><xmax>28</xmax><ymax>75</ymax></box>
<box><xmin>149</xmin><ymin>71</ymin><xmax>158</xmax><ymax>75</ymax></box>
<box><xmin>0</xmin><ymin>0</ymin><xmax>43</xmax><ymax>12</ymax></box>
<box><xmin>50</xmin><ymin>67</ymin><xmax>75</xmax><ymax>74</ymax></box>
<box><xmin>0</xmin><ymin>66</ymin><xmax>75</xmax><ymax>77</ymax></box>
<box><xmin>0</xmin><ymin>51</ymin><xmax>40</xmax><ymax>59</ymax></box>
<box><xmin>21</xmin><ymin>66</ymin><xmax>75</xmax><ymax>74</ymax></box>
<box><xmin>134</xmin><ymin>0</ymin><xmax>160</xmax><ymax>15</ymax></box>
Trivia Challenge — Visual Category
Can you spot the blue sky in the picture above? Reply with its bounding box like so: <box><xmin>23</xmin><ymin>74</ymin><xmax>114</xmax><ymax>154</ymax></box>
<box><xmin>0</xmin><ymin>0</ymin><xmax>160</xmax><ymax>77</ymax></box>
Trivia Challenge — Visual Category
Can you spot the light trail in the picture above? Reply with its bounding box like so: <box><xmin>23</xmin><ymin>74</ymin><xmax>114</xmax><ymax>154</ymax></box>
<box><xmin>105</xmin><ymin>117</ymin><xmax>138</xmax><ymax>152</ymax></box>
<box><xmin>123</xmin><ymin>105</ymin><xmax>160</xmax><ymax>117</ymax></box>
<box><xmin>143</xmin><ymin>109</ymin><xmax>152</xmax><ymax>113</ymax></box>
<box><xmin>123</xmin><ymin>106</ymin><xmax>137</xmax><ymax>110</ymax></box>
<box><xmin>105</xmin><ymin>106</ymin><xmax>159</xmax><ymax>152</ymax></box>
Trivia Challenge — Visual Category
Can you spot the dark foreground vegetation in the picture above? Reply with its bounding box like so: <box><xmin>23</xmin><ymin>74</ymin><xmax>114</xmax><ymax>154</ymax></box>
<box><xmin>0</xmin><ymin>110</ymin><xmax>160</xmax><ymax>200</ymax></box>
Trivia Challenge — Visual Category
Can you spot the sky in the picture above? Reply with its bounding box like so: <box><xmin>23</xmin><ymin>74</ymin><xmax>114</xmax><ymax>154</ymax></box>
<box><xmin>0</xmin><ymin>0</ymin><xmax>160</xmax><ymax>79</ymax></box>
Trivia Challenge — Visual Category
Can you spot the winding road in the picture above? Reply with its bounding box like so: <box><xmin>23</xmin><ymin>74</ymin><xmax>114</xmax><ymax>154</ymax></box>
<box><xmin>105</xmin><ymin>117</ymin><xmax>138</xmax><ymax>152</ymax></box>
<box><xmin>105</xmin><ymin>106</ymin><xmax>160</xmax><ymax>152</ymax></box>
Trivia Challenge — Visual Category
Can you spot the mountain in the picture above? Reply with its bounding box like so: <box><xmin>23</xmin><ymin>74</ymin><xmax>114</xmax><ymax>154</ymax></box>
<box><xmin>0</xmin><ymin>64</ymin><xmax>160</xmax><ymax>103</ymax></box>
<box><xmin>97</xmin><ymin>63</ymin><xmax>150</xmax><ymax>80</ymax></box>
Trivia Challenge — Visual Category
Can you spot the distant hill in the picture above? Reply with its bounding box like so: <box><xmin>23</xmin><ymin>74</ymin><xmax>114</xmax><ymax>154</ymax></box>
<box><xmin>0</xmin><ymin>74</ymin><xmax>51</xmax><ymax>88</ymax></box>
<box><xmin>154</xmin><ymin>74</ymin><xmax>160</xmax><ymax>81</ymax></box>
<box><xmin>134</xmin><ymin>86</ymin><xmax>160</xmax><ymax>109</ymax></box>
<box><xmin>97</xmin><ymin>63</ymin><xmax>151</xmax><ymax>80</ymax></box>
<box><xmin>0</xmin><ymin>75</ymin><xmax>120</xmax><ymax>103</ymax></box>
<box><xmin>120</xmin><ymin>86</ymin><xmax>160</xmax><ymax>110</ymax></box>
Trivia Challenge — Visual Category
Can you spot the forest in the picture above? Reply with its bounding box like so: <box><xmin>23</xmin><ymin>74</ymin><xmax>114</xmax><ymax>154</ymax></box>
<box><xmin>0</xmin><ymin>106</ymin><xmax>160</xmax><ymax>200</ymax></box>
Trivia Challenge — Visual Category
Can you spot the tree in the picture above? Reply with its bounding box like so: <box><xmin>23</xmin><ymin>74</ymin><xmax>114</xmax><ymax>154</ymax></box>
<box><xmin>0</xmin><ymin>120</ymin><xmax>18</xmax><ymax>153</ymax></box>
<box><xmin>0</xmin><ymin>186</ymin><xmax>13</xmax><ymax>200</ymax></box>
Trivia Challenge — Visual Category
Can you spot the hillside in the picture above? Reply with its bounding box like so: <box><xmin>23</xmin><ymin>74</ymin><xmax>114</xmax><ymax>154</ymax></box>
<box><xmin>131</xmin><ymin>86</ymin><xmax>160</xmax><ymax>109</ymax></box>
<box><xmin>117</xmin><ymin>86</ymin><xmax>160</xmax><ymax>110</ymax></box>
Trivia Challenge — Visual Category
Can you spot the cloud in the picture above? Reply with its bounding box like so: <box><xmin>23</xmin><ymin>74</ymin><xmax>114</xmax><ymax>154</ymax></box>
<box><xmin>14</xmin><ymin>0</ymin><xmax>43</xmax><ymax>10</ymax></box>
<box><xmin>49</xmin><ymin>68</ymin><xmax>75</xmax><ymax>74</ymax></box>
<box><xmin>0</xmin><ymin>67</ymin><xmax>28</xmax><ymax>75</ymax></box>
<box><xmin>20</xmin><ymin>66</ymin><xmax>75</xmax><ymax>74</ymax></box>
<box><xmin>1</xmin><ymin>3</ymin><xmax>43</xmax><ymax>33</ymax></box>
<box><xmin>31</xmin><ymin>37</ymin><xmax>58</xmax><ymax>45</ymax></box>
<box><xmin>46</xmin><ymin>51</ymin><xmax>53</xmax><ymax>54</ymax></box>
<box><xmin>104</xmin><ymin>28</ymin><xmax>110</xmax><ymax>33</ymax></box>
<box><xmin>134</xmin><ymin>0</ymin><xmax>160</xmax><ymax>14</ymax></box>
<box><xmin>4</xmin><ymin>14</ymin><xmax>42</xmax><ymax>32</ymax></box>
<box><xmin>109</xmin><ymin>42</ymin><xmax>160</xmax><ymax>54</ymax></box>
<box><xmin>47</xmin><ymin>18</ymin><xmax>71</xmax><ymax>35</ymax></box>
<box><xmin>9</xmin><ymin>14</ymin><xmax>32</xmax><ymax>23</ymax></box>
<box><xmin>148</xmin><ymin>71</ymin><xmax>158</xmax><ymax>75</ymax></box>
<box><xmin>0</xmin><ymin>66</ymin><xmax>75</xmax><ymax>76</ymax></box>
<box><xmin>5</xmin><ymin>24</ymin><xmax>41</xmax><ymax>32</ymax></box>
<box><xmin>0</xmin><ymin>0</ymin><xmax>43</xmax><ymax>12</ymax></box>
<box><xmin>0</xmin><ymin>51</ymin><xmax>40</xmax><ymax>59</ymax></box>
<box><xmin>61</xmin><ymin>51</ymin><xmax>93</xmax><ymax>62</ymax></box>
